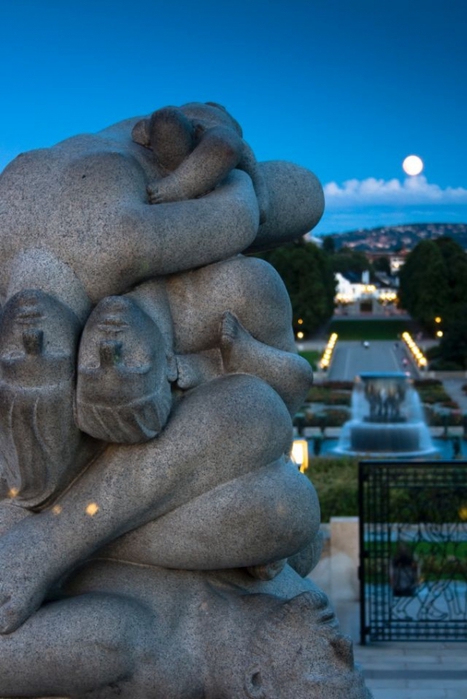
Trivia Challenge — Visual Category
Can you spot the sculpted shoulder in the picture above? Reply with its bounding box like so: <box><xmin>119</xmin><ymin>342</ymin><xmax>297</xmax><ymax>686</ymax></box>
<box><xmin>0</xmin><ymin>128</ymin><xmax>150</xmax><ymax>208</ymax></box>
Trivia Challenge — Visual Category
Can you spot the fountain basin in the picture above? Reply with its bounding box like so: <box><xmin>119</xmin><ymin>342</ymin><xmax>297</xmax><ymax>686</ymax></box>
<box><xmin>334</xmin><ymin>372</ymin><xmax>438</xmax><ymax>458</ymax></box>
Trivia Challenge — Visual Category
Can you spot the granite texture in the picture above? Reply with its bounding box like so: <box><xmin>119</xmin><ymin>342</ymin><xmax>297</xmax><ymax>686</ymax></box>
<box><xmin>0</xmin><ymin>103</ymin><xmax>371</xmax><ymax>698</ymax></box>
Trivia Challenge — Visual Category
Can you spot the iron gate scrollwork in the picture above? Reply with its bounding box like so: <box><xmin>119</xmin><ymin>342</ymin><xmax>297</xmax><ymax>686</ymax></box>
<box><xmin>359</xmin><ymin>460</ymin><xmax>467</xmax><ymax>643</ymax></box>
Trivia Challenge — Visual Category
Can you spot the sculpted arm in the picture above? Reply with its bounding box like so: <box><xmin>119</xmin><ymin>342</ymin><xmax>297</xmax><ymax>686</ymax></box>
<box><xmin>237</xmin><ymin>140</ymin><xmax>270</xmax><ymax>223</ymax></box>
<box><xmin>147</xmin><ymin>124</ymin><xmax>245</xmax><ymax>204</ymax></box>
<box><xmin>0</xmin><ymin>375</ymin><xmax>293</xmax><ymax>633</ymax></box>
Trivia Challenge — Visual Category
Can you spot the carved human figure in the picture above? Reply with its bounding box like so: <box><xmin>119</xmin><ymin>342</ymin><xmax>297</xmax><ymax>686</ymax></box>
<box><xmin>0</xmin><ymin>108</ymin><xmax>322</xmax><ymax>497</ymax></box>
<box><xmin>131</xmin><ymin>101</ymin><xmax>270</xmax><ymax>222</ymax></box>
<box><xmin>0</xmin><ymin>111</ymin><xmax>318</xmax><ymax>640</ymax></box>
<box><xmin>0</xmin><ymin>563</ymin><xmax>371</xmax><ymax>698</ymax></box>
<box><xmin>0</xmin><ymin>253</ymin><xmax>316</xmax><ymax>633</ymax></box>
<box><xmin>0</xmin><ymin>110</ymin><xmax>371</xmax><ymax>697</ymax></box>
<box><xmin>75</xmin><ymin>254</ymin><xmax>313</xmax><ymax>443</ymax></box>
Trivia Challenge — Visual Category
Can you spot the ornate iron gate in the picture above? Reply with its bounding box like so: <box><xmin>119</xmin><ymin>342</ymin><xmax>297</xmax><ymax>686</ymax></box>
<box><xmin>359</xmin><ymin>460</ymin><xmax>467</xmax><ymax>644</ymax></box>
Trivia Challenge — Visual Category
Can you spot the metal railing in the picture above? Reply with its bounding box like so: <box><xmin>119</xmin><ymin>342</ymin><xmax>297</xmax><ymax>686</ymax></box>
<box><xmin>359</xmin><ymin>460</ymin><xmax>467</xmax><ymax>643</ymax></box>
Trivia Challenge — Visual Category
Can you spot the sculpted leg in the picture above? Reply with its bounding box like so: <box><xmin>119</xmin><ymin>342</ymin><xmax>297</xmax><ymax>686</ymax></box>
<box><xmin>220</xmin><ymin>311</ymin><xmax>313</xmax><ymax>414</ymax></box>
<box><xmin>167</xmin><ymin>255</ymin><xmax>298</xmax><ymax>354</ymax></box>
<box><xmin>0</xmin><ymin>375</ymin><xmax>292</xmax><ymax>633</ymax></box>
<box><xmin>102</xmin><ymin>456</ymin><xmax>320</xmax><ymax>570</ymax></box>
<box><xmin>0</xmin><ymin>593</ymin><xmax>143</xmax><ymax>697</ymax></box>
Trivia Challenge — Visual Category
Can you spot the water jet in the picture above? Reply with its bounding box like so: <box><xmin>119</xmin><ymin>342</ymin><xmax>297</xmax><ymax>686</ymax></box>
<box><xmin>335</xmin><ymin>372</ymin><xmax>437</xmax><ymax>457</ymax></box>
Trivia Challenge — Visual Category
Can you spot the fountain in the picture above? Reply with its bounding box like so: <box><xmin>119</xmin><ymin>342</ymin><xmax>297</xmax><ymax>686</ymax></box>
<box><xmin>335</xmin><ymin>372</ymin><xmax>437</xmax><ymax>457</ymax></box>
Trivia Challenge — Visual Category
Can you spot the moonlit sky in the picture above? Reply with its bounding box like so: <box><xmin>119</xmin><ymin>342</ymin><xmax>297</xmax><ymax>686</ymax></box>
<box><xmin>1</xmin><ymin>0</ymin><xmax>466</xmax><ymax>234</ymax></box>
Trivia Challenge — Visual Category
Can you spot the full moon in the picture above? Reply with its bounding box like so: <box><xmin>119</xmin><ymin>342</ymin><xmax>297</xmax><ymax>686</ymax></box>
<box><xmin>402</xmin><ymin>154</ymin><xmax>424</xmax><ymax>176</ymax></box>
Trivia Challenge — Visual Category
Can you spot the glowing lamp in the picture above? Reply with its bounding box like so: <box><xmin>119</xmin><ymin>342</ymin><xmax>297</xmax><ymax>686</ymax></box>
<box><xmin>291</xmin><ymin>439</ymin><xmax>309</xmax><ymax>473</ymax></box>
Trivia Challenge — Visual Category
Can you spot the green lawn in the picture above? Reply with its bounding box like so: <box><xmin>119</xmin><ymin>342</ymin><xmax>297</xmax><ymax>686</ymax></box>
<box><xmin>328</xmin><ymin>319</ymin><xmax>414</xmax><ymax>341</ymax></box>
<box><xmin>298</xmin><ymin>350</ymin><xmax>320</xmax><ymax>370</ymax></box>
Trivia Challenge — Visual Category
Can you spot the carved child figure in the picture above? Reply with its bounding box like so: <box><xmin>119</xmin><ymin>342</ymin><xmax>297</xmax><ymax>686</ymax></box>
<box><xmin>131</xmin><ymin>102</ymin><xmax>270</xmax><ymax>222</ymax></box>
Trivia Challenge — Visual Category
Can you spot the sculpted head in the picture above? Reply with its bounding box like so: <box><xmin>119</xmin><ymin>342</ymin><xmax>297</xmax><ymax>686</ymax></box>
<box><xmin>0</xmin><ymin>290</ymin><xmax>84</xmax><ymax>507</ymax></box>
<box><xmin>131</xmin><ymin>102</ymin><xmax>243</xmax><ymax>172</ymax></box>
<box><xmin>0</xmin><ymin>289</ymin><xmax>81</xmax><ymax>383</ymax></box>
<box><xmin>76</xmin><ymin>296</ymin><xmax>176</xmax><ymax>443</ymax></box>
<box><xmin>226</xmin><ymin>590</ymin><xmax>371</xmax><ymax>699</ymax></box>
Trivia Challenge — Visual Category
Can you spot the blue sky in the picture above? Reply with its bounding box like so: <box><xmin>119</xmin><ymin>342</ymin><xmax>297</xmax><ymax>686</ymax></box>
<box><xmin>1</xmin><ymin>0</ymin><xmax>466</xmax><ymax>234</ymax></box>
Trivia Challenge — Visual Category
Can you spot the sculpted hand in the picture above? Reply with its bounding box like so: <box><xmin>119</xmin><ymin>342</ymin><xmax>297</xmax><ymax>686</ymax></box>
<box><xmin>147</xmin><ymin>175</ymin><xmax>184</xmax><ymax>204</ymax></box>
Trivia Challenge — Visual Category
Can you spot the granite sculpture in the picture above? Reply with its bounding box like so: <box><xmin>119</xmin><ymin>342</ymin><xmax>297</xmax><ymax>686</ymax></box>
<box><xmin>0</xmin><ymin>102</ymin><xmax>371</xmax><ymax>698</ymax></box>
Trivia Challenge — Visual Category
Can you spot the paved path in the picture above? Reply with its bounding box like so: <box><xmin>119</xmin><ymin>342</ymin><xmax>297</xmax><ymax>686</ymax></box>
<box><xmin>355</xmin><ymin>640</ymin><xmax>467</xmax><ymax>698</ymax></box>
<box><xmin>327</xmin><ymin>340</ymin><xmax>417</xmax><ymax>381</ymax></box>
<box><xmin>326</xmin><ymin>599</ymin><xmax>467</xmax><ymax>698</ymax></box>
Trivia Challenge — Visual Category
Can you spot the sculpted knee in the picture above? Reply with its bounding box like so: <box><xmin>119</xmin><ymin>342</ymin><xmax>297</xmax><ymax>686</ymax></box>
<box><xmin>208</xmin><ymin>374</ymin><xmax>292</xmax><ymax>443</ymax></box>
<box><xmin>173</xmin><ymin>374</ymin><xmax>293</xmax><ymax>468</ymax></box>
<box><xmin>261</xmin><ymin>467</ymin><xmax>320</xmax><ymax>556</ymax></box>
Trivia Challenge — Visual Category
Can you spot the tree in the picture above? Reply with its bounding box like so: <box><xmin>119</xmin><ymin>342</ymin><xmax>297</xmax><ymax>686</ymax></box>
<box><xmin>434</xmin><ymin>237</ymin><xmax>467</xmax><ymax>323</ymax></box>
<box><xmin>256</xmin><ymin>241</ymin><xmax>336</xmax><ymax>336</ymax></box>
<box><xmin>399</xmin><ymin>237</ymin><xmax>467</xmax><ymax>335</ymax></box>
<box><xmin>438</xmin><ymin>309</ymin><xmax>467</xmax><ymax>369</ymax></box>
<box><xmin>398</xmin><ymin>240</ymin><xmax>449</xmax><ymax>329</ymax></box>
<box><xmin>373</xmin><ymin>256</ymin><xmax>391</xmax><ymax>275</ymax></box>
<box><xmin>322</xmin><ymin>235</ymin><xmax>335</xmax><ymax>255</ymax></box>
<box><xmin>329</xmin><ymin>247</ymin><xmax>372</xmax><ymax>277</ymax></box>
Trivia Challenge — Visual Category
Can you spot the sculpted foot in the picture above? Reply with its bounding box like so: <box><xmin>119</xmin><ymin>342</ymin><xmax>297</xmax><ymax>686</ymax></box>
<box><xmin>147</xmin><ymin>175</ymin><xmax>184</xmax><ymax>204</ymax></box>
<box><xmin>175</xmin><ymin>355</ymin><xmax>204</xmax><ymax>390</ymax></box>
<box><xmin>220</xmin><ymin>310</ymin><xmax>313</xmax><ymax>414</ymax></box>
<box><xmin>246</xmin><ymin>559</ymin><xmax>287</xmax><ymax>581</ymax></box>
<box><xmin>175</xmin><ymin>353</ymin><xmax>220</xmax><ymax>390</ymax></box>
<box><xmin>220</xmin><ymin>310</ymin><xmax>259</xmax><ymax>374</ymax></box>
<box><xmin>219</xmin><ymin>310</ymin><xmax>245</xmax><ymax>372</ymax></box>
<box><xmin>76</xmin><ymin>296</ymin><xmax>174</xmax><ymax>443</ymax></box>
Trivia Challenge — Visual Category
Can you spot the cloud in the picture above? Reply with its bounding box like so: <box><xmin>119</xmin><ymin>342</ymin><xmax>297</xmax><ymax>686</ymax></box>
<box><xmin>324</xmin><ymin>176</ymin><xmax>467</xmax><ymax>209</ymax></box>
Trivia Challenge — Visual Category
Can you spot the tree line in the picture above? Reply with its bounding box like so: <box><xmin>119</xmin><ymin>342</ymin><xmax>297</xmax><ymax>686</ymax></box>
<box><xmin>255</xmin><ymin>234</ymin><xmax>467</xmax><ymax>370</ymax></box>
<box><xmin>398</xmin><ymin>237</ymin><xmax>467</xmax><ymax>370</ymax></box>
<box><xmin>254</xmin><ymin>240</ymin><xmax>336</xmax><ymax>336</ymax></box>
<box><xmin>254</xmin><ymin>238</ymin><xmax>381</xmax><ymax>337</ymax></box>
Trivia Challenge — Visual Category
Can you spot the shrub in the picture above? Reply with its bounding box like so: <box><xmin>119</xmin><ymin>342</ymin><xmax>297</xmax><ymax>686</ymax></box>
<box><xmin>415</xmin><ymin>382</ymin><xmax>452</xmax><ymax>404</ymax></box>
<box><xmin>429</xmin><ymin>359</ymin><xmax>464</xmax><ymax>371</ymax></box>
<box><xmin>305</xmin><ymin>457</ymin><xmax>359</xmax><ymax>522</ymax></box>
<box><xmin>305</xmin><ymin>386</ymin><xmax>332</xmax><ymax>403</ymax></box>
<box><xmin>423</xmin><ymin>405</ymin><xmax>462</xmax><ymax>427</ymax></box>
<box><xmin>304</xmin><ymin>408</ymin><xmax>349</xmax><ymax>428</ymax></box>
<box><xmin>414</xmin><ymin>379</ymin><xmax>442</xmax><ymax>388</ymax></box>
<box><xmin>322</xmin><ymin>380</ymin><xmax>354</xmax><ymax>391</ymax></box>
<box><xmin>440</xmin><ymin>400</ymin><xmax>460</xmax><ymax>410</ymax></box>
<box><xmin>325</xmin><ymin>392</ymin><xmax>352</xmax><ymax>407</ymax></box>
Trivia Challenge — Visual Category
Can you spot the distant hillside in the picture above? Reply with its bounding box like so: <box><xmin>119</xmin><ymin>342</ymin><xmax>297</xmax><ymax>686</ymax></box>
<box><xmin>326</xmin><ymin>223</ymin><xmax>467</xmax><ymax>253</ymax></box>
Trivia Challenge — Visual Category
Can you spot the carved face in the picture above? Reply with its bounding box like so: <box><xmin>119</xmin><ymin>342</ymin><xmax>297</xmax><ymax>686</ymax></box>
<box><xmin>243</xmin><ymin>591</ymin><xmax>371</xmax><ymax>699</ymax></box>
<box><xmin>79</xmin><ymin>296</ymin><xmax>160</xmax><ymax>370</ymax></box>
<box><xmin>0</xmin><ymin>290</ymin><xmax>83</xmax><ymax>506</ymax></box>
<box><xmin>76</xmin><ymin>296</ymin><xmax>174</xmax><ymax>443</ymax></box>
<box><xmin>0</xmin><ymin>289</ymin><xmax>80</xmax><ymax>381</ymax></box>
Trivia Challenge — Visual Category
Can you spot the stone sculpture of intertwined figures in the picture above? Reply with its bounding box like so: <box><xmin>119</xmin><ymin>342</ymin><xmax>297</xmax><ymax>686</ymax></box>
<box><xmin>0</xmin><ymin>102</ymin><xmax>372</xmax><ymax>698</ymax></box>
